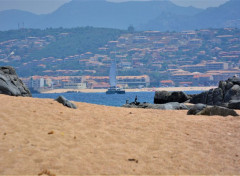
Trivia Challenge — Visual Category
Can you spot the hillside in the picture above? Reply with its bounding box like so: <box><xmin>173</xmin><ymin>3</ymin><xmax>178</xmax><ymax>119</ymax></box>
<box><xmin>0</xmin><ymin>27</ymin><xmax>125</xmax><ymax>77</ymax></box>
<box><xmin>1</xmin><ymin>27</ymin><xmax>239</xmax><ymax>84</ymax></box>
<box><xmin>29</xmin><ymin>27</ymin><xmax>125</xmax><ymax>58</ymax></box>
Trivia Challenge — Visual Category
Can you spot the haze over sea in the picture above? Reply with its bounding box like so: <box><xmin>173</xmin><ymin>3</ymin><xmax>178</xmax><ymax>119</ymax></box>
<box><xmin>33</xmin><ymin>91</ymin><xmax>202</xmax><ymax>107</ymax></box>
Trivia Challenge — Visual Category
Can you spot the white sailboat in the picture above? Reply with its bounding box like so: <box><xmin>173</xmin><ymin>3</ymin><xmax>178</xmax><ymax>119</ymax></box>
<box><xmin>106</xmin><ymin>59</ymin><xmax>125</xmax><ymax>94</ymax></box>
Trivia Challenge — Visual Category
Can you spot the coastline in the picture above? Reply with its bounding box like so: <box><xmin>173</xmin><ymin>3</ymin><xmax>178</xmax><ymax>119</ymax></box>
<box><xmin>40</xmin><ymin>86</ymin><xmax>217</xmax><ymax>94</ymax></box>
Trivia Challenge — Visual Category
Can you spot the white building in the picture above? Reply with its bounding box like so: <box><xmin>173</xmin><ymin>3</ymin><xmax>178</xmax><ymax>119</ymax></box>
<box><xmin>63</xmin><ymin>83</ymin><xmax>87</xmax><ymax>89</ymax></box>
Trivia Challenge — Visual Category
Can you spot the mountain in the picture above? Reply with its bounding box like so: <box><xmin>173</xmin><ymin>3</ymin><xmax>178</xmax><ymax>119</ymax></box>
<box><xmin>38</xmin><ymin>0</ymin><xmax>202</xmax><ymax>29</ymax></box>
<box><xmin>0</xmin><ymin>10</ymin><xmax>45</xmax><ymax>31</ymax></box>
<box><xmin>0</xmin><ymin>0</ymin><xmax>202</xmax><ymax>31</ymax></box>
<box><xmin>142</xmin><ymin>0</ymin><xmax>240</xmax><ymax>31</ymax></box>
<box><xmin>0</xmin><ymin>0</ymin><xmax>239</xmax><ymax>31</ymax></box>
<box><xmin>193</xmin><ymin>0</ymin><xmax>240</xmax><ymax>29</ymax></box>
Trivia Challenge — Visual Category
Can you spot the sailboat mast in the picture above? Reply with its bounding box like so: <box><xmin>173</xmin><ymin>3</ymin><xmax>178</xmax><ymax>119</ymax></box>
<box><xmin>109</xmin><ymin>58</ymin><xmax>117</xmax><ymax>87</ymax></box>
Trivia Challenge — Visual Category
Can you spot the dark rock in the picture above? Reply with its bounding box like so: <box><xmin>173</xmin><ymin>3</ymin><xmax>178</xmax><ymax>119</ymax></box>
<box><xmin>187</xmin><ymin>94</ymin><xmax>196</xmax><ymax>99</ymax></box>
<box><xmin>196</xmin><ymin>106</ymin><xmax>239</xmax><ymax>117</ymax></box>
<box><xmin>123</xmin><ymin>102</ymin><xmax>189</xmax><ymax>110</ymax></box>
<box><xmin>206</xmin><ymin>89</ymin><xmax>214</xmax><ymax>105</ymax></box>
<box><xmin>154</xmin><ymin>91</ymin><xmax>169</xmax><ymax>104</ymax></box>
<box><xmin>228</xmin><ymin>100</ymin><xmax>240</xmax><ymax>110</ymax></box>
<box><xmin>190</xmin><ymin>88</ymin><xmax>223</xmax><ymax>106</ymax></box>
<box><xmin>223</xmin><ymin>84</ymin><xmax>240</xmax><ymax>103</ymax></box>
<box><xmin>55</xmin><ymin>96</ymin><xmax>77</xmax><ymax>109</ymax></box>
<box><xmin>187</xmin><ymin>104</ymin><xmax>207</xmax><ymax>115</ymax></box>
<box><xmin>190</xmin><ymin>76</ymin><xmax>240</xmax><ymax>106</ymax></box>
<box><xmin>190</xmin><ymin>91</ymin><xmax>208</xmax><ymax>104</ymax></box>
<box><xmin>154</xmin><ymin>91</ymin><xmax>189</xmax><ymax>104</ymax></box>
<box><xmin>219</xmin><ymin>81</ymin><xmax>227</xmax><ymax>93</ymax></box>
<box><xmin>226</xmin><ymin>81</ymin><xmax>234</xmax><ymax>90</ymax></box>
<box><xmin>0</xmin><ymin>66</ymin><xmax>31</xmax><ymax>97</ymax></box>
<box><xmin>227</xmin><ymin>76</ymin><xmax>240</xmax><ymax>86</ymax></box>
<box><xmin>213</xmin><ymin>88</ymin><xmax>223</xmax><ymax>106</ymax></box>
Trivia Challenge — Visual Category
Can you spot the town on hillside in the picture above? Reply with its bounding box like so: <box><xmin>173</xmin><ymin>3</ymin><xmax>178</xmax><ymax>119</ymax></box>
<box><xmin>0</xmin><ymin>27</ymin><xmax>240</xmax><ymax>91</ymax></box>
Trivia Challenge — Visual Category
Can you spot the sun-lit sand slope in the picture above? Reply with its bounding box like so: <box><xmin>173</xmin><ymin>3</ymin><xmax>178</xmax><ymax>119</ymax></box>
<box><xmin>0</xmin><ymin>94</ymin><xmax>240</xmax><ymax>175</ymax></box>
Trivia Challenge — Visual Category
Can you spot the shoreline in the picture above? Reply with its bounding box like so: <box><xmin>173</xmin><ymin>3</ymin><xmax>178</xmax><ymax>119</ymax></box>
<box><xmin>40</xmin><ymin>86</ymin><xmax>217</xmax><ymax>94</ymax></box>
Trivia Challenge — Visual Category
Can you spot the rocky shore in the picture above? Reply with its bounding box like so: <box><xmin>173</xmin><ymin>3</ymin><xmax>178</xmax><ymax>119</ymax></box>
<box><xmin>123</xmin><ymin>102</ymin><xmax>189</xmax><ymax>110</ymax></box>
<box><xmin>123</xmin><ymin>76</ymin><xmax>240</xmax><ymax>117</ymax></box>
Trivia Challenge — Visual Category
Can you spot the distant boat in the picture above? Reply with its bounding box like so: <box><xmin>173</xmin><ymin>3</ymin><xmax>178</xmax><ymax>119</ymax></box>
<box><xmin>106</xmin><ymin>86</ymin><xmax>125</xmax><ymax>94</ymax></box>
<box><xmin>106</xmin><ymin>60</ymin><xmax>125</xmax><ymax>94</ymax></box>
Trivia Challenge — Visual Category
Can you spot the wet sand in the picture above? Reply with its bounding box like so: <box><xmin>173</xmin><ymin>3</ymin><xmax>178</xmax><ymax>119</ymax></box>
<box><xmin>0</xmin><ymin>94</ymin><xmax>239</xmax><ymax>175</ymax></box>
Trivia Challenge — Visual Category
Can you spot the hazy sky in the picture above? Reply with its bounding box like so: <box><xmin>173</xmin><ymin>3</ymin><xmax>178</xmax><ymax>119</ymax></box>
<box><xmin>0</xmin><ymin>0</ymin><xmax>230</xmax><ymax>14</ymax></box>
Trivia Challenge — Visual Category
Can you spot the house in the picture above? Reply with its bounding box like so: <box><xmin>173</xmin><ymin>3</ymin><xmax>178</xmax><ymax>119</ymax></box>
<box><xmin>160</xmin><ymin>80</ymin><xmax>174</xmax><ymax>87</ymax></box>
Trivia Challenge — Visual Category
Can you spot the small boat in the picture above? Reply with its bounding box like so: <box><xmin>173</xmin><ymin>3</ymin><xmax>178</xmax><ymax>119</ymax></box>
<box><xmin>106</xmin><ymin>86</ymin><xmax>125</xmax><ymax>94</ymax></box>
<box><xmin>106</xmin><ymin>59</ymin><xmax>125</xmax><ymax>94</ymax></box>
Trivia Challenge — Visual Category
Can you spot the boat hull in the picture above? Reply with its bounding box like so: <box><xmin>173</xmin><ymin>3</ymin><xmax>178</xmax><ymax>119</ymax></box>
<box><xmin>106</xmin><ymin>88</ymin><xmax>125</xmax><ymax>94</ymax></box>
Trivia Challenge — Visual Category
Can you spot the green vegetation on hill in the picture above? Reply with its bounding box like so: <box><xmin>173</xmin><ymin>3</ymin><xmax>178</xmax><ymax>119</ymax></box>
<box><xmin>1</xmin><ymin>27</ymin><xmax>239</xmax><ymax>83</ymax></box>
<box><xmin>0</xmin><ymin>27</ymin><xmax>125</xmax><ymax>58</ymax></box>
<box><xmin>0</xmin><ymin>28</ymin><xmax>63</xmax><ymax>42</ymax></box>
<box><xmin>30</xmin><ymin>27</ymin><xmax>125</xmax><ymax>58</ymax></box>
<box><xmin>0</xmin><ymin>27</ymin><xmax>125</xmax><ymax>77</ymax></box>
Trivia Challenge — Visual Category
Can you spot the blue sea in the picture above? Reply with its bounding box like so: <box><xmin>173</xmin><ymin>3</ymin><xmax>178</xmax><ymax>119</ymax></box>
<box><xmin>32</xmin><ymin>91</ymin><xmax>202</xmax><ymax>107</ymax></box>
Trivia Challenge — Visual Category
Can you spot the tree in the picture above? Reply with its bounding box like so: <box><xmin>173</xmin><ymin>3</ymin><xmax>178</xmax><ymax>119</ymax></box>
<box><xmin>128</xmin><ymin>25</ymin><xmax>135</xmax><ymax>33</ymax></box>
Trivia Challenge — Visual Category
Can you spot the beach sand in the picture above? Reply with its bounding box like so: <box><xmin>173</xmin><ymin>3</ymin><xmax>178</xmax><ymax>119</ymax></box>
<box><xmin>41</xmin><ymin>86</ymin><xmax>217</xmax><ymax>94</ymax></box>
<box><xmin>0</xmin><ymin>94</ymin><xmax>239</xmax><ymax>175</ymax></box>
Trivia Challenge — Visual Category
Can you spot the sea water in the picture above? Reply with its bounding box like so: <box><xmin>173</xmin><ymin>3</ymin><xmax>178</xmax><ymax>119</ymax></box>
<box><xmin>32</xmin><ymin>91</ymin><xmax>203</xmax><ymax>107</ymax></box>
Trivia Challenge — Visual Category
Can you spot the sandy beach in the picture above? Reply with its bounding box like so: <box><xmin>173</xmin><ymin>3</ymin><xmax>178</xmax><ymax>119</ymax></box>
<box><xmin>0</xmin><ymin>94</ymin><xmax>239</xmax><ymax>175</ymax></box>
<box><xmin>41</xmin><ymin>86</ymin><xmax>217</xmax><ymax>94</ymax></box>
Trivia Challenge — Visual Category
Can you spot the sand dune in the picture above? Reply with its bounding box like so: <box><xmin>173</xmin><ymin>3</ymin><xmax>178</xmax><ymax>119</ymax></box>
<box><xmin>0</xmin><ymin>94</ymin><xmax>239</xmax><ymax>175</ymax></box>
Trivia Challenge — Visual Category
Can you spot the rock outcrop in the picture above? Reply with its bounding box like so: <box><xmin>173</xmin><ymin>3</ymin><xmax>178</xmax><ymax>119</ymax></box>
<box><xmin>0</xmin><ymin>66</ymin><xmax>31</xmax><ymax>97</ymax></box>
<box><xmin>187</xmin><ymin>104</ymin><xmax>239</xmax><ymax>117</ymax></box>
<box><xmin>154</xmin><ymin>91</ymin><xmax>189</xmax><ymax>104</ymax></box>
<box><xmin>228</xmin><ymin>100</ymin><xmax>240</xmax><ymax>110</ymax></box>
<box><xmin>190</xmin><ymin>76</ymin><xmax>240</xmax><ymax>107</ymax></box>
<box><xmin>197</xmin><ymin>106</ymin><xmax>238</xmax><ymax>117</ymax></box>
<box><xmin>123</xmin><ymin>102</ymin><xmax>189</xmax><ymax>110</ymax></box>
<box><xmin>187</xmin><ymin>104</ymin><xmax>207</xmax><ymax>115</ymax></box>
<box><xmin>55</xmin><ymin>96</ymin><xmax>77</xmax><ymax>109</ymax></box>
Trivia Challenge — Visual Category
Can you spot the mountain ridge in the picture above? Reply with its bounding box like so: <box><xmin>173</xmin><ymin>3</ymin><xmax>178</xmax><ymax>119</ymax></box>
<box><xmin>0</xmin><ymin>0</ymin><xmax>239</xmax><ymax>31</ymax></box>
<box><xmin>141</xmin><ymin>0</ymin><xmax>240</xmax><ymax>31</ymax></box>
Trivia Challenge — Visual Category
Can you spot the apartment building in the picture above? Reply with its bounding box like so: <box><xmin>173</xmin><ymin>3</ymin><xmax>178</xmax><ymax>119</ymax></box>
<box><xmin>180</xmin><ymin>64</ymin><xmax>206</xmax><ymax>73</ymax></box>
<box><xmin>84</xmin><ymin>75</ymin><xmax>150</xmax><ymax>88</ymax></box>
<box><xmin>206</xmin><ymin>62</ymin><xmax>229</xmax><ymax>71</ymax></box>
<box><xmin>63</xmin><ymin>83</ymin><xmax>87</xmax><ymax>89</ymax></box>
<box><xmin>117</xmin><ymin>75</ymin><xmax>150</xmax><ymax>88</ymax></box>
